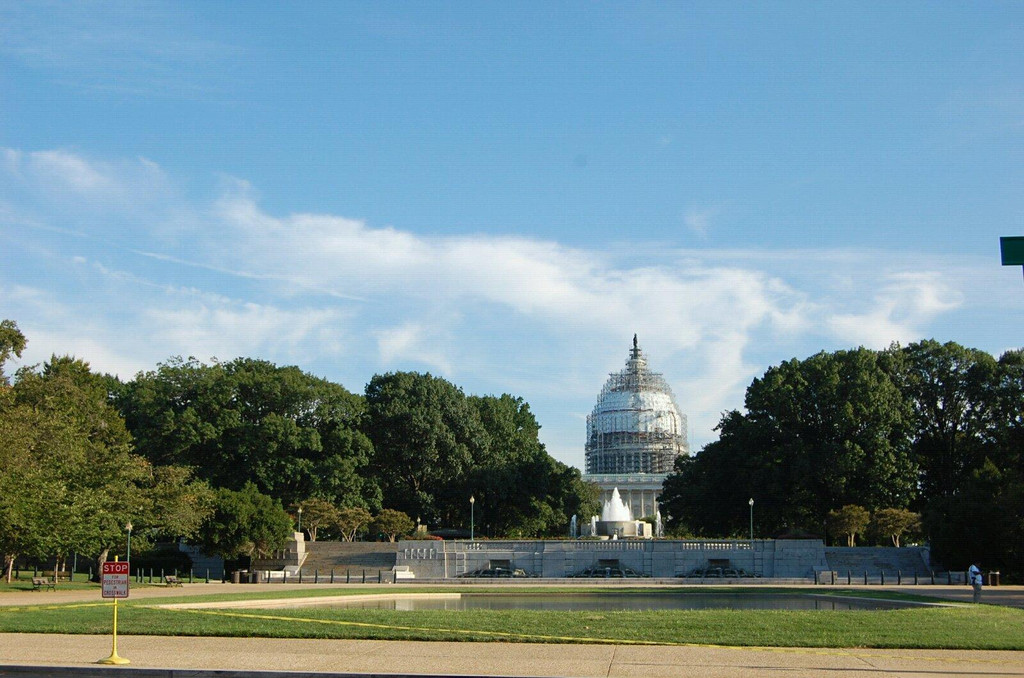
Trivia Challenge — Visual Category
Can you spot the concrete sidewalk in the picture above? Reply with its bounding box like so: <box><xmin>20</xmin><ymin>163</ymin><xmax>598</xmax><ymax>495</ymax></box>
<box><xmin>1</xmin><ymin>633</ymin><xmax>1023</xmax><ymax>678</ymax></box>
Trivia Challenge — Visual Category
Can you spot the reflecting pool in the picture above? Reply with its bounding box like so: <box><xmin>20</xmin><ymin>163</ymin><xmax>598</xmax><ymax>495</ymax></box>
<box><xmin>334</xmin><ymin>593</ymin><xmax>921</xmax><ymax>611</ymax></box>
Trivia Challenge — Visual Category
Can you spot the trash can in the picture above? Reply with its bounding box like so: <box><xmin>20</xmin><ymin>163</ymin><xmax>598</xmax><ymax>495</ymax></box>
<box><xmin>231</xmin><ymin>570</ymin><xmax>245</xmax><ymax>584</ymax></box>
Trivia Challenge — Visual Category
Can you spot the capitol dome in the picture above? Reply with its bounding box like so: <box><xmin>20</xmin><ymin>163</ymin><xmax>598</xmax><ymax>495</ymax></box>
<box><xmin>585</xmin><ymin>336</ymin><xmax>689</xmax><ymax>474</ymax></box>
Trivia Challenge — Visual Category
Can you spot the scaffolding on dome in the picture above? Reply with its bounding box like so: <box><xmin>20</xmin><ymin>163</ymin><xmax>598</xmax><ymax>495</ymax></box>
<box><xmin>584</xmin><ymin>336</ymin><xmax>689</xmax><ymax>475</ymax></box>
<box><xmin>585</xmin><ymin>431</ymin><xmax>686</xmax><ymax>474</ymax></box>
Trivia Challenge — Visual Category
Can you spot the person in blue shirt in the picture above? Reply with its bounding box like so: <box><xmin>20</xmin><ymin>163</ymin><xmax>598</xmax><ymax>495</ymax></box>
<box><xmin>968</xmin><ymin>562</ymin><xmax>983</xmax><ymax>603</ymax></box>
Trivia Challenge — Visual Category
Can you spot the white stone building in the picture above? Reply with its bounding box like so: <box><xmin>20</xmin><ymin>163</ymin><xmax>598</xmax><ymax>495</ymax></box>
<box><xmin>583</xmin><ymin>336</ymin><xmax>689</xmax><ymax>519</ymax></box>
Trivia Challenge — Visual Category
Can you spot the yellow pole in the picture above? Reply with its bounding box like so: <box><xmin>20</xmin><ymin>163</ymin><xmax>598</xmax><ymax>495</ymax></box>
<box><xmin>97</xmin><ymin>556</ymin><xmax>130</xmax><ymax>665</ymax></box>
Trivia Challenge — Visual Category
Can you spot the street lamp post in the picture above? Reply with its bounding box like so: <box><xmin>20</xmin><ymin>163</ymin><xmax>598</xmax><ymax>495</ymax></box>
<box><xmin>297</xmin><ymin>507</ymin><xmax>303</xmax><ymax>534</ymax></box>
<box><xmin>125</xmin><ymin>521</ymin><xmax>133</xmax><ymax>563</ymax></box>
<box><xmin>469</xmin><ymin>496</ymin><xmax>475</xmax><ymax>541</ymax></box>
<box><xmin>748</xmin><ymin>498</ymin><xmax>754</xmax><ymax>542</ymax></box>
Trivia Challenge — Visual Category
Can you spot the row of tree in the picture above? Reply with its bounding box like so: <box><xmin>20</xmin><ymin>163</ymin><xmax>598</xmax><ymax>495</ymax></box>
<box><xmin>1</xmin><ymin>320</ymin><xmax>599</xmax><ymax>578</ymax></box>
<box><xmin>5</xmin><ymin>315</ymin><xmax>1017</xmax><ymax>579</ymax></box>
<box><xmin>198</xmin><ymin>486</ymin><xmax>417</xmax><ymax>565</ymax></box>
<box><xmin>114</xmin><ymin>357</ymin><xmax>598</xmax><ymax>537</ymax></box>
<box><xmin>661</xmin><ymin>341</ymin><xmax>1023</xmax><ymax>575</ymax></box>
<box><xmin>288</xmin><ymin>497</ymin><xmax>416</xmax><ymax>543</ymax></box>
<box><xmin>827</xmin><ymin>505</ymin><xmax>920</xmax><ymax>548</ymax></box>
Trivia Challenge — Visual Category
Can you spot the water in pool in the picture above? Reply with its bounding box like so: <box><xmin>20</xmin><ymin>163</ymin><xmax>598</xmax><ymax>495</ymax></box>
<box><xmin>334</xmin><ymin>593</ymin><xmax>919</xmax><ymax>611</ymax></box>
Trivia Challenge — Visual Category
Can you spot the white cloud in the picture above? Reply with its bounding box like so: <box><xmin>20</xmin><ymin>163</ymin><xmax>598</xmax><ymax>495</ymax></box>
<box><xmin>1</xmin><ymin>277</ymin><xmax>350</xmax><ymax>382</ymax></box>
<box><xmin>1</xmin><ymin>285</ymin><xmax>148</xmax><ymax>378</ymax></box>
<box><xmin>684</xmin><ymin>206</ymin><xmax>718</xmax><ymax>238</ymax></box>
<box><xmin>375</xmin><ymin>323</ymin><xmax>454</xmax><ymax>374</ymax></box>
<box><xmin>2</xmin><ymin>147</ymin><xmax>998</xmax><ymax>467</ymax></box>
<box><xmin>25</xmin><ymin>328</ymin><xmax>151</xmax><ymax>380</ymax></box>
<box><xmin>671</xmin><ymin>330</ymin><xmax>760</xmax><ymax>439</ymax></box>
<box><xmin>29</xmin><ymin>150</ymin><xmax>114</xmax><ymax>192</ymax></box>
<box><xmin>144</xmin><ymin>301</ymin><xmax>347</xmax><ymax>366</ymax></box>
<box><xmin>826</xmin><ymin>272</ymin><xmax>962</xmax><ymax>348</ymax></box>
<box><xmin>3</xmin><ymin>149</ymin><xmax>23</xmax><ymax>174</ymax></box>
<box><xmin>212</xmin><ymin>193</ymin><xmax>804</xmax><ymax>355</ymax></box>
<box><xmin>2</xmin><ymin>147</ymin><xmax>175</xmax><ymax>215</ymax></box>
<box><xmin>0</xmin><ymin>4</ymin><xmax>237</xmax><ymax>99</ymax></box>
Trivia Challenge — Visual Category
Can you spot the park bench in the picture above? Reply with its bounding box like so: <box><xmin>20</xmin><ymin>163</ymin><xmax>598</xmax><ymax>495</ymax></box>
<box><xmin>163</xmin><ymin>575</ymin><xmax>183</xmax><ymax>587</ymax></box>
<box><xmin>31</xmin><ymin>577</ymin><xmax>56</xmax><ymax>591</ymax></box>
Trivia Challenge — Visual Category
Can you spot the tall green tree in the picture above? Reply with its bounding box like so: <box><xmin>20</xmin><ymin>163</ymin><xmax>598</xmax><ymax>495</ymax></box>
<box><xmin>891</xmin><ymin>340</ymin><xmax>999</xmax><ymax>500</ymax></box>
<box><xmin>993</xmin><ymin>349</ymin><xmax>1024</xmax><ymax>469</ymax></box>
<box><xmin>0</xmin><ymin>323</ymin><xmax>219</xmax><ymax>577</ymax></box>
<box><xmin>661</xmin><ymin>340</ymin><xmax>1024</xmax><ymax>578</ymax></box>
<box><xmin>872</xmin><ymin>508</ymin><xmax>921</xmax><ymax>547</ymax></box>
<box><xmin>662</xmin><ymin>348</ymin><xmax>917</xmax><ymax>537</ymax></box>
<box><xmin>0</xmin><ymin>404</ymin><xmax>58</xmax><ymax>581</ymax></box>
<box><xmin>364</xmin><ymin>372</ymin><xmax>487</xmax><ymax>525</ymax></box>
<box><xmin>364</xmin><ymin>378</ymin><xmax>597</xmax><ymax>537</ymax></box>
<box><xmin>12</xmin><ymin>356</ymin><xmax>149</xmax><ymax>575</ymax></box>
<box><xmin>292</xmin><ymin>498</ymin><xmax>339</xmax><ymax>542</ymax></box>
<box><xmin>141</xmin><ymin>465</ymin><xmax>215</xmax><ymax>546</ymax></box>
<box><xmin>828</xmin><ymin>505</ymin><xmax>870</xmax><ymax>547</ymax></box>
<box><xmin>0</xmin><ymin>322</ymin><xmax>40</xmax><ymax>576</ymax></box>
<box><xmin>918</xmin><ymin>348</ymin><xmax>1023</xmax><ymax>572</ymax></box>
<box><xmin>115</xmin><ymin>357</ymin><xmax>379</xmax><ymax>510</ymax></box>
<box><xmin>2</xmin><ymin>351</ymin><xmax>214</xmax><ymax>576</ymax></box>
<box><xmin>335</xmin><ymin>506</ymin><xmax>372</xmax><ymax>542</ymax></box>
<box><xmin>199</xmin><ymin>483</ymin><xmax>292</xmax><ymax>560</ymax></box>
<box><xmin>373</xmin><ymin>509</ymin><xmax>415</xmax><ymax>543</ymax></box>
<box><xmin>0</xmin><ymin>319</ymin><xmax>26</xmax><ymax>385</ymax></box>
<box><xmin>466</xmin><ymin>394</ymin><xmax>599</xmax><ymax>537</ymax></box>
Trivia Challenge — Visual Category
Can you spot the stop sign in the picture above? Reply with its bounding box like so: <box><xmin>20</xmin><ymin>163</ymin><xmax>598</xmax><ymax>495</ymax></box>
<box><xmin>101</xmin><ymin>561</ymin><xmax>130</xmax><ymax>598</ymax></box>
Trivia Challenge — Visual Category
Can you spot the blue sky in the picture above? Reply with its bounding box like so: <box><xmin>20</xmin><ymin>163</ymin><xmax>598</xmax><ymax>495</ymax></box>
<box><xmin>2</xmin><ymin>2</ymin><xmax>1022</xmax><ymax>470</ymax></box>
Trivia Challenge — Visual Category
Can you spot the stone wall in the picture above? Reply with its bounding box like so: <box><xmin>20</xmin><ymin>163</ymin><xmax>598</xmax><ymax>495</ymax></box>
<box><xmin>252</xmin><ymin>532</ymin><xmax>306</xmax><ymax>573</ymax></box>
<box><xmin>177</xmin><ymin>542</ymin><xmax>224</xmax><ymax>580</ymax></box>
<box><xmin>395</xmin><ymin>539</ymin><xmax>827</xmax><ymax>579</ymax></box>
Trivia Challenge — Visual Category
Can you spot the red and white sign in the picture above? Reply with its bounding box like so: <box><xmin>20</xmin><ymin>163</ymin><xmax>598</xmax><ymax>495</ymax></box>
<box><xmin>101</xmin><ymin>561</ymin><xmax>130</xmax><ymax>599</ymax></box>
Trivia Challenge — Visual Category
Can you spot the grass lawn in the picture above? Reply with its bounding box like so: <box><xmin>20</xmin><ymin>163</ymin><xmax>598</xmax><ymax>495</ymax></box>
<box><xmin>1</xmin><ymin>587</ymin><xmax>1022</xmax><ymax>649</ymax></box>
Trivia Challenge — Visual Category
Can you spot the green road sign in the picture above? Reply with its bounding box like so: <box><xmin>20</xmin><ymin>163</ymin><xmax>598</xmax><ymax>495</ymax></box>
<box><xmin>1001</xmin><ymin>237</ymin><xmax>1024</xmax><ymax>266</ymax></box>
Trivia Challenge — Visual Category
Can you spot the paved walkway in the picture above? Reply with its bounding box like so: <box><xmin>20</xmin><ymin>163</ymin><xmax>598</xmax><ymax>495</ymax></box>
<box><xmin>1</xmin><ymin>583</ymin><xmax>1022</xmax><ymax>677</ymax></box>
<box><xmin>2</xmin><ymin>632</ymin><xmax>1023</xmax><ymax>677</ymax></box>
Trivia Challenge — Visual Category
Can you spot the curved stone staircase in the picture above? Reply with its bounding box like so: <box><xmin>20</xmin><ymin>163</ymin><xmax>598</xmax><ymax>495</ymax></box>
<box><xmin>825</xmin><ymin>546</ymin><xmax>932</xmax><ymax>582</ymax></box>
<box><xmin>298</xmin><ymin>541</ymin><xmax>400</xmax><ymax>577</ymax></box>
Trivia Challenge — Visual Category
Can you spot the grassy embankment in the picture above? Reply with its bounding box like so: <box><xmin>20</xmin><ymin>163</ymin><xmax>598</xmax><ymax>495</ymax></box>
<box><xmin>1</xmin><ymin>585</ymin><xmax>1021</xmax><ymax>650</ymax></box>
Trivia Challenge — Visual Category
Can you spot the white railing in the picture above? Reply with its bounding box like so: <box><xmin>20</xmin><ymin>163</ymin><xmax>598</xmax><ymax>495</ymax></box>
<box><xmin>566</xmin><ymin>541</ymin><xmax>646</xmax><ymax>551</ymax></box>
<box><xmin>451</xmin><ymin>541</ymin><xmax>542</xmax><ymax>552</ymax></box>
<box><xmin>675</xmin><ymin>540</ymin><xmax>752</xmax><ymax>550</ymax></box>
<box><xmin>400</xmin><ymin>547</ymin><xmax>440</xmax><ymax>560</ymax></box>
<box><xmin>403</xmin><ymin>539</ymin><xmax>757</xmax><ymax>558</ymax></box>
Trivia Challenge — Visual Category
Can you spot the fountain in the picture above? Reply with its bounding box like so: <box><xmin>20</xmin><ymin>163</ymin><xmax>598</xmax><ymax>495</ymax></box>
<box><xmin>593</xmin><ymin>488</ymin><xmax>642</xmax><ymax>538</ymax></box>
<box><xmin>603</xmin><ymin>488</ymin><xmax>634</xmax><ymax>520</ymax></box>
